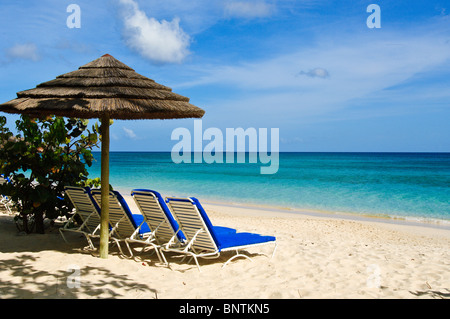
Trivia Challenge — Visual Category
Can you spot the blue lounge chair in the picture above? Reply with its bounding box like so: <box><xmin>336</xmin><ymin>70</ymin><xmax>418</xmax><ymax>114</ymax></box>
<box><xmin>131</xmin><ymin>189</ymin><xmax>236</xmax><ymax>265</ymax></box>
<box><xmin>164</xmin><ymin>197</ymin><xmax>277</xmax><ymax>271</ymax></box>
<box><xmin>60</xmin><ymin>186</ymin><xmax>102</xmax><ymax>250</ymax></box>
<box><xmin>90</xmin><ymin>189</ymin><xmax>160</xmax><ymax>260</ymax></box>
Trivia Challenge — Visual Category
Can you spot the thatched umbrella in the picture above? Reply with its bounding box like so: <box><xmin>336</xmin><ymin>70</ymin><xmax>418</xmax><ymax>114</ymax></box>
<box><xmin>0</xmin><ymin>54</ymin><xmax>205</xmax><ymax>258</ymax></box>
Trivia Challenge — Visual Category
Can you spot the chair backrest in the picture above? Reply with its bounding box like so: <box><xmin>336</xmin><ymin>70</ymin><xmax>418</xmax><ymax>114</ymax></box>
<box><xmin>166</xmin><ymin>197</ymin><xmax>218</xmax><ymax>252</ymax></box>
<box><xmin>64</xmin><ymin>186</ymin><xmax>101</xmax><ymax>233</ymax></box>
<box><xmin>91</xmin><ymin>189</ymin><xmax>139</xmax><ymax>239</ymax></box>
<box><xmin>131</xmin><ymin>189</ymin><xmax>185</xmax><ymax>244</ymax></box>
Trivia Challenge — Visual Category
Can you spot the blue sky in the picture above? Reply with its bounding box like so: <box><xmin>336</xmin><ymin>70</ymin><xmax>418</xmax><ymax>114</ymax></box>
<box><xmin>0</xmin><ymin>0</ymin><xmax>449</xmax><ymax>152</ymax></box>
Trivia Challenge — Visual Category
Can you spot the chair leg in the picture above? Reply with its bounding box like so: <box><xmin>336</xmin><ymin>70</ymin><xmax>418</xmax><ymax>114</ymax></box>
<box><xmin>149</xmin><ymin>244</ymin><xmax>163</xmax><ymax>264</ymax></box>
<box><xmin>179</xmin><ymin>251</ymin><xmax>202</xmax><ymax>272</ymax></box>
<box><xmin>124</xmin><ymin>240</ymin><xmax>135</xmax><ymax>258</ymax></box>
<box><xmin>191</xmin><ymin>253</ymin><xmax>202</xmax><ymax>272</ymax></box>
<box><xmin>85</xmin><ymin>234</ymin><xmax>97</xmax><ymax>250</ymax></box>
<box><xmin>59</xmin><ymin>229</ymin><xmax>69</xmax><ymax>244</ymax></box>
<box><xmin>270</xmin><ymin>242</ymin><xmax>277</xmax><ymax>259</ymax></box>
<box><xmin>111</xmin><ymin>238</ymin><xmax>125</xmax><ymax>255</ymax></box>
<box><xmin>159</xmin><ymin>249</ymin><xmax>169</xmax><ymax>266</ymax></box>
<box><xmin>140</xmin><ymin>242</ymin><xmax>164</xmax><ymax>264</ymax></box>
<box><xmin>125</xmin><ymin>240</ymin><xmax>164</xmax><ymax>264</ymax></box>
<box><xmin>222</xmin><ymin>251</ymin><xmax>253</xmax><ymax>269</ymax></box>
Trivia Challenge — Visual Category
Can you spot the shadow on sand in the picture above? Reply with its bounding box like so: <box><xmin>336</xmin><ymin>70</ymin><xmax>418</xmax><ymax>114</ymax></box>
<box><xmin>0</xmin><ymin>214</ymin><xmax>158</xmax><ymax>299</ymax></box>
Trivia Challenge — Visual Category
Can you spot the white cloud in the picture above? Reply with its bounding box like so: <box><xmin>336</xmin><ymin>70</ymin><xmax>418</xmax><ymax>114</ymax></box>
<box><xmin>224</xmin><ymin>1</ymin><xmax>274</xmax><ymax>18</ymax></box>
<box><xmin>123</xmin><ymin>127</ymin><xmax>137</xmax><ymax>139</ymax></box>
<box><xmin>6</xmin><ymin>43</ymin><xmax>40</xmax><ymax>61</ymax></box>
<box><xmin>298</xmin><ymin>67</ymin><xmax>329</xmax><ymax>78</ymax></box>
<box><xmin>119</xmin><ymin>0</ymin><xmax>191</xmax><ymax>64</ymax></box>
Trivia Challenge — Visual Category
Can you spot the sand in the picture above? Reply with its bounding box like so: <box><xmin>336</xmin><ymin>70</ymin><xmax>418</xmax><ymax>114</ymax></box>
<box><xmin>0</xmin><ymin>196</ymin><xmax>449</xmax><ymax>299</ymax></box>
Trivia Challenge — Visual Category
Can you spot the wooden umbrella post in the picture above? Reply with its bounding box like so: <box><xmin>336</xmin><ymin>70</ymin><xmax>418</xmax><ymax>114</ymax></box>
<box><xmin>99</xmin><ymin>114</ymin><xmax>110</xmax><ymax>259</ymax></box>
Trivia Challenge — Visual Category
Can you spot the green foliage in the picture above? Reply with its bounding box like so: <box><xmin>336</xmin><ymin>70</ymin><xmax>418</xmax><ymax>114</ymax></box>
<box><xmin>0</xmin><ymin>115</ymin><xmax>100</xmax><ymax>233</ymax></box>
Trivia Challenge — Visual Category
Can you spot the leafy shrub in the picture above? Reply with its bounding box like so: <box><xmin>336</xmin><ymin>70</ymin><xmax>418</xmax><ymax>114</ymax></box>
<box><xmin>0</xmin><ymin>115</ymin><xmax>100</xmax><ymax>233</ymax></box>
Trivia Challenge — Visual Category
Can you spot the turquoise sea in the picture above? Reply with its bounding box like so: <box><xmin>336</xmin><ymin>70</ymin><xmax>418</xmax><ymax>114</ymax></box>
<box><xmin>88</xmin><ymin>152</ymin><xmax>450</xmax><ymax>225</ymax></box>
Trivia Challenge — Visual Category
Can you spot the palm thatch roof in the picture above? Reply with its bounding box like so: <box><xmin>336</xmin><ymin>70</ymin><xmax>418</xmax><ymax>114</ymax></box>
<box><xmin>0</xmin><ymin>54</ymin><xmax>205</xmax><ymax>120</ymax></box>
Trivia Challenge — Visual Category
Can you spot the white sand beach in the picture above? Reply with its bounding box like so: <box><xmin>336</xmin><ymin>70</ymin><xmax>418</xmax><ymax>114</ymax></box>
<box><xmin>0</xmin><ymin>195</ymin><xmax>449</xmax><ymax>299</ymax></box>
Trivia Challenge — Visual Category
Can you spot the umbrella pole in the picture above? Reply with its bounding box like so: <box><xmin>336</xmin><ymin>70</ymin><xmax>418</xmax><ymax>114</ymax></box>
<box><xmin>99</xmin><ymin>114</ymin><xmax>110</xmax><ymax>259</ymax></box>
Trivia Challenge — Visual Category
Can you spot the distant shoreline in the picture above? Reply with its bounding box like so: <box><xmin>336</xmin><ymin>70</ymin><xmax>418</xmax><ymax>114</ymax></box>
<box><xmin>202</xmin><ymin>199</ymin><xmax>450</xmax><ymax>231</ymax></box>
<box><xmin>115</xmin><ymin>186</ymin><xmax>450</xmax><ymax>231</ymax></box>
